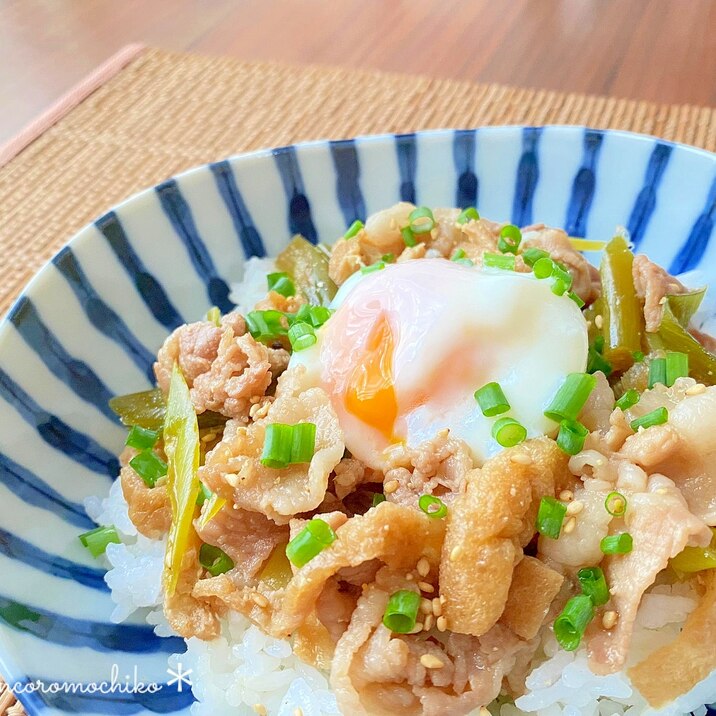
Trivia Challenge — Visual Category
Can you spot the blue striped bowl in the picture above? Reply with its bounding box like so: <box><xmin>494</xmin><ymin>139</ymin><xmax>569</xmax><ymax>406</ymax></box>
<box><xmin>0</xmin><ymin>127</ymin><xmax>715</xmax><ymax>715</ymax></box>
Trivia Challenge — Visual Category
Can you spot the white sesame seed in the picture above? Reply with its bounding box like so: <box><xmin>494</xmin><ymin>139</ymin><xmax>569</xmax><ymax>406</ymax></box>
<box><xmin>420</xmin><ymin>654</ymin><xmax>444</xmax><ymax>669</ymax></box>
<box><xmin>450</xmin><ymin>545</ymin><xmax>463</xmax><ymax>561</ymax></box>
<box><xmin>432</xmin><ymin>597</ymin><xmax>443</xmax><ymax>616</ymax></box>
<box><xmin>418</xmin><ymin>581</ymin><xmax>435</xmax><ymax>593</ymax></box>
<box><xmin>408</xmin><ymin>621</ymin><xmax>424</xmax><ymax>634</ymax></box>
<box><xmin>423</xmin><ymin>614</ymin><xmax>434</xmax><ymax>631</ymax></box>
<box><xmin>439</xmin><ymin>594</ymin><xmax>447</xmax><ymax>605</ymax></box>
<box><xmin>510</xmin><ymin>452</ymin><xmax>533</xmax><ymax>465</ymax></box>
<box><xmin>384</xmin><ymin>479</ymin><xmax>399</xmax><ymax>494</ymax></box>
<box><xmin>595</xmin><ymin>315</ymin><xmax>604</xmax><ymax>329</ymax></box>
<box><xmin>436</xmin><ymin>615</ymin><xmax>448</xmax><ymax>632</ymax></box>
<box><xmin>559</xmin><ymin>490</ymin><xmax>574</xmax><ymax>502</ymax></box>
<box><xmin>563</xmin><ymin>517</ymin><xmax>577</xmax><ymax>534</ymax></box>
<box><xmin>417</xmin><ymin>557</ymin><xmax>430</xmax><ymax>577</ymax></box>
<box><xmin>686</xmin><ymin>383</ymin><xmax>706</xmax><ymax>396</ymax></box>
<box><xmin>251</xmin><ymin>592</ymin><xmax>269</xmax><ymax>608</ymax></box>
<box><xmin>420</xmin><ymin>598</ymin><xmax>433</xmax><ymax>615</ymax></box>
<box><xmin>566</xmin><ymin>500</ymin><xmax>584</xmax><ymax>516</ymax></box>
<box><xmin>406</xmin><ymin>572</ymin><xmax>414</xmax><ymax>581</ymax></box>
<box><xmin>602</xmin><ymin>610</ymin><xmax>618</xmax><ymax>629</ymax></box>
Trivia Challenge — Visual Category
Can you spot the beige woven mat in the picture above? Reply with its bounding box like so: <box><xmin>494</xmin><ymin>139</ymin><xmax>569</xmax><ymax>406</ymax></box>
<box><xmin>1</xmin><ymin>45</ymin><xmax>716</xmax><ymax>713</ymax></box>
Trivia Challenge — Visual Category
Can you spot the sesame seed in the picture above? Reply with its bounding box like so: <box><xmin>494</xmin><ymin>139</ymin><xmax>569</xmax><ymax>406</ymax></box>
<box><xmin>418</xmin><ymin>581</ymin><xmax>435</xmax><ymax>593</ymax></box>
<box><xmin>559</xmin><ymin>490</ymin><xmax>574</xmax><ymax>502</ymax></box>
<box><xmin>686</xmin><ymin>383</ymin><xmax>706</xmax><ymax>396</ymax></box>
<box><xmin>201</xmin><ymin>432</ymin><xmax>217</xmax><ymax>443</ymax></box>
<box><xmin>450</xmin><ymin>545</ymin><xmax>463</xmax><ymax>561</ymax></box>
<box><xmin>423</xmin><ymin>614</ymin><xmax>434</xmax><ymax>631</ymax></box>
<box><xmin>408</xmin><ymin>621</ymin><xmax>424</xmax><ymax>634</ymax></box>
<box><xmin>432</xmin><ymin>597</ymin><xmax>443</xmax><ymax>616</ymax></box>
<box><xmin>437</xmin><ymin>428</ymin><xmax>450</xmax><ymax>439</ymax></box>
<box><xmin>384</xmin><ymin>479</ymin><xmax>399</xmax><ymax>494</ymax></box>
<box><xmin>251</xmin><ymin>592</ymin><xmax>269</xmax><ymax>608</ymax></box>
<box><xmin>420</xmin><ymin>598</ymin><xmax>433</xmax><ymax>615</ymax></box>
<box><xmin>294</xmin><ymin>708</ymin><xmax>304</xmax><ymax>716</ymax></box>
<box><xmin>406</xmin><ymin>572</ymin><xmax>415</xmax><ymax>581</ymax></box>
<box><xmin>417</xmin><ymin>557</ymin><xmax>430</xmax><ymax>577</ymax></box>
<box><xmin>595</xmin><ymin>315</ymin><xmax>604</xmax><ymax>329</ymax></box>
<box><xmin>420</xmin><ymin>654</ymin><xmax>445</xmax><ymax>669</ymax></box>
<box><xmin>658</xmin><ymin>296</ymin><xmax>668</xmax><ymax>305</ymax></box>
<box><xmin>439</xmin><ymin>594</ymin><xmax>447</xmax><ymax>605</ymax></box>
<box><xmin>566</xmin><ymin>500</ymin><xmax>584</xmax><ymax>516</ymax></box>
<box><xmin>253</xmin><ymin>705</ymin><xmax>267</xmax><ymax>716</ymax></box>
<box><xmin>436</xmin><ymin>615</ymin><xmax>448</xmax><ymax>632</ymax></box>
<box><xmin>510</xmin><ymin>452</ymin><xmax>533</xmax><ymax>465</ymax></box>
<box><xmin>563</xmin><ymin>517</ymin><xmax>577</xmax><ymax>534</ymax></box>
<box><xmin>602</xmin><ymin>610</ymin><xmax>619</xmax><ymax>630</ymax></box>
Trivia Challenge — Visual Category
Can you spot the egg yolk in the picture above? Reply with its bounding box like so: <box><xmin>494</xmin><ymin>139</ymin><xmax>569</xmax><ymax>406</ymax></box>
<box><xmin>344</xmin><ymin>315</ymin><xmax>398</xmax><ymax>440</ymax></box>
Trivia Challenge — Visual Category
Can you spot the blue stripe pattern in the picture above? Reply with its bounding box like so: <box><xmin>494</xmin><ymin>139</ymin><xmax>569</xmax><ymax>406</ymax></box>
<box><xmin>395</xmin><ymin>133</ymin><xmax>417</xmax><ymax>203</ymax></box>
<box><xmin>0</xmin><ymin>527</ymin><xmax>108</xmax><ymax>591</ymax></box>
<box><xmin>0</xmin><ymin>369</ymin><xmax>119</xmax><ymax>479</ymax></box>
<box><xmin>627</xmin><ymin>142</ymin><xmax>673</xmax><ymax>249</ymax></box>
<box><xmin>7</xmin><ymin>296</ymin><xmax>117</xmax><ymax>423</ymax></box>
<box><xmin>95</xmin><ymin>212</ymin><xmax>185</xmax><ymax>330</ymax></box>
<box><xmin>564</xmin><ymin>130</ymin><xmax>604</xmax><ymax>237</ymax></box>
<box><xmin>512</xmin><ymin>127</ymin><xmax>542</xmax><ymax>226</ymax></box>
<box><xmin>273</xmin><ymin>147</ymin><xmax>318</xmax><ymax>243</ymax></box>
<box><xmin>330</xmin><ymin>139</ymin><xmax>366</xmax><ymax>224</ymax></box>
<box><xmin>155</xmin><ymin>180</ymin><xmax>234</xmax><ymax>313</ymax></box>
<box><xmin>52</xmin><ymin>247</ymin><xmax>155</xmax><ymax>382</ymax></box>
<box><xmin>0</xmin><ymin>453</ymin><xmax>92</xmax><ymax>529</ymax></box>
<box><xmin>210</xmin><ymin>160</ymin><xmax>266</xmax><ymax>258</ymax></box>
<box><xmin>0</xmin><ymin>594</ymin><xmax>184</xmax><ymax>654</ymax></box>
<box><xmin>453</xmin><ymin>129</ymin><xmax>478</xmax><ymax>209</ymax></box>
<box><xmin>669</xmin><ymin>173</ymin><xmax>716</xmax><ymax>274</ymax></box>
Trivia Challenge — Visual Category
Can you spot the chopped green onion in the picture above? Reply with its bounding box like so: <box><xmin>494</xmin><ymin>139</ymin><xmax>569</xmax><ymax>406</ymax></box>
<box><xmin>536</xmin><ymin>496</ymin><xmax>567</xmax><ymax>539</ymax></box>
<box><xmin>196</xmin><ymin>482</ymin><xmax>213</xmax><ymax>507</ymax></box>
<box><xmin>456</xmin><ymin>207</ymin><xmax>480</xmax><ymax>224</ymax></box>
<box><xmin>245</xmin><ymin>310</ymin><xmax>288</xmax><ymax>344</ymax></box>
<box><xmin>372</xmin><ymin>493</ymin><xmax>386</xmax><ymax>507</ymax></box>
<box><xmin>418</xmin><ymin>494</ymin><xmax>448</xmax><ymax>518</ymax></box>
<box><xmin>556</xmin><ymin>419</ymin><xmax>589</xmax><ymax>455</ymax></box>
<box><xmin>600</xmin><ymin>532</ymin><xmax>633</xmax><ymax>555</ymax></box>
<box><xmin>290</xmin><ymin>304</ymin><xmax>332</xmax><ymax>329</ymax></box>
<box><xmin>291</xmin><ymin>422</ymin><xmax>317</xmax><ymax>464</ymax></box>
<box><xmin>522</xmin><ymin>247</ymin><xmax>550</xmax><ymax>268</ymax></box>
<box><xmin>383</xmin><ymin>589</ymin><xmax>421</xmax><ymax>633</ymax></box>
<box><xmin>633</xmin><ymin>350</ymin><xmax>645</xmax><ymax>362</ymax></box>
<box><xmin>665</xmin><ymin>351</ymin><xmax>689</xmax><ymax>386</ymax></box>
<box><xmin>568</xmin><ymin>291</ymin><xmax>585</xmax><ymax>308</ymax></box>
<box><xmin>577</xmin><ymin>566</ymin><xmax>610</xmax><ymax>606</ymax></box>
<box><xmin>474</xmin><ymin>381</ymin><xmax>510</xmax><ymax>417</ymax></box>
<box><xmin>260</xmin><ymin>423</ymin><xmax>293</xmax><ymax>468</ymax></box>
<box><xmin>587</xmin><ymin>346</ymin><xmax>614</xmax><ymax>377</ymax></box>
<box><xmin>288</xmin><ymin>321</ymin><xmax>317</xmax><ymax>351</ymax></box>
<box><xmin>129</xmin><ymin>450</ymin><xmax>168</xmax><ymax>487</ymax></box>
<box><xmin>593</xmin><ymin>335</ymin><xmax>605</xmax><ymax>353</ymax></box>
<box><xmin>199</xmin><ymin>543</ymin><xmax>235</xmax><ymax>576</ymax></box>
<box><xmin>544</xmin><ymin>373</ymin><xmax>597</xmax><ymax>423</ymax></box>
<box><xmin>551</xmin><ymin>262</ymin><xmax>574</xmax><ymax>291</ymax></box>
<box><xmin>382</xmin><ymin>253</ymin><xmax>396</xmax><ymax>263</ymax></box>
<box><xmin>285</xmin><ymin>517</ymin><xmax>337</xmax><ymax>567</ymax></box>
<box><xmin>615</xmin><ymin>389</ymin><xmax>640</xmax><ymax>411</ymax></box>
<box><xmin>648</xmin><ymin>357</ymin><xmax>667</xmax><ymax>388</ymax></box>
<box><xmin>206</xmin><ymin>306</ymin><xmax>221</xmax><ymax>326</ymax></box>
<box><xmin>605</xmin><ymin>491</ymin><xmax>628</xmax><ymax>517</ymax></box>
<box><xmin>630</xmin><ymin>406</ymin><xmax>668</xmax><ymax>431</ymax></box>
<box><xmin>551</xmin><ymin>277</ymin><xmax>569</xmax><ymax>296</ymax></box>
<box><xmin>408</xmin><ymin>206</ymin><xmax>435</xmax><ymax>235</ymax></box>
<box><xmin>451</xmin><ymin>248</ymin><xmax>467</xmax><ymax>261</ymax></box>
<box><xmin>401</xmin><ymin>226</ymin><xmax>417</xmax><ymax>247</ymax></box>
<box><xmin>79</xmin><ymin>525</ymin><xmax>121</xmax><ymax>558</ymax></box>
<box><xmin>267</xmin><ymin>272</ymin><xmax>296</xmax><ymax>297</ymax></box>
<box><xmin>498</xmin><ymin>224</ymin><xmax>522</xmax><ymax>254</ymax></box>
<box><xmin>484</xmin><ymin>252</ymin><xmax>516</xmax><ymax>271</ymax></box>
<box><xmin>126</xmin><ymin>425</ymin><xmax>159</xmax><ymax>451</ymax></box>
<box><xmin>361</xmin><ymin>261</ymin><xmax>386</xmax><ymax>275</ymax></box>
<box><xmin>554</xmin><ymin>595</ymin><xmax>595</xmax><ymax>651</ymax></box>
<box><xmin>533</xmin><ymin>256</ymin><xmax>556</xmax><ymax>279</ymax></box>
<box><xmin>344</xmin><ymin>220</ymin><xmax>364</xmax><ymax>239</ymax></box>
<box><xmin>492</xmin><ymin>417</ymin><xmax>527</xmax><ymax>447</ymax></box>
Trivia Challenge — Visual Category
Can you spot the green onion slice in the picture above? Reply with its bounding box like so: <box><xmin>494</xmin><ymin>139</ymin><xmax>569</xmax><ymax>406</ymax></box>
<box><xmin>665</xmin><ymin>351</ymin><xmax>689</xmax><ymax>386</ymax></box>
<box><xmin>456</xmin><ymin>207</ymin><xmax>480</xmax><ymax>224</ymax></box>
<box><xmin>401</xmin><ymin>226</ymin><xmax>417</xmax><ymax>247</ymax></box>
<box><xmin>605</xmin><ymin>491</ymin><xmax>628</xmax><ymax>517</ymax></box>
<box><xmin>290</xmin><ymin>304</ymin><xmax>333</xmax><ymax>329</ymax></box>
<box><xmin>600</xmin><ymin>532</ymin><xmax>633</xmax><ymax>555</ymax></box>
<box><xmin>199</xmin><ymin>543</ymin><xmax>235</xmax><ymax>576</ymax></box>
<box><xmin>126</xmin><ymin>425</ymin><xmax>160</xmax><ymax>451</ymax></box>
<box><xmin>474</xmin><ymin>381</ymin><xmax>510</xmax><ymax>417</ymax></box>
<box><xmin>533</xmin><ymin>256</ymin><xmax>556</xmax><ymax>279</ymax></box>
<box><xmin>498</xmin><ymin>224</ymin><xmax>522</xmax><ymax>254</ymax></box>
<box><xmin>554</xmin><ymin>594</ymin><xmax>595</xmax><ymax>651</ymax></box>
<box><xmin>615</xmin><ymin>389</ymin><xmax>640</xmax><ymax>411</ymax></box>
<box><xmin>261</xmin><ymin>422</ymin><xmax>317</xmax><ymax>468</ymax></box>
<box><xmin>451</xmin><ymin>248</ymin><xmax>467</xmax><ymax>261</ymax></box>
<box><xmin>206</xmin><ymin>306</ymin><xmax>221</xmax><ymax>326</ymax></box>
<box><xmin>372</xmin><ymin>493</ymin><xmax>386</xmax><ymax>507</ymax></box>
<box><xmin>633</xmin><ymin>350</ymin><xmax>645</xmax><ymax>362</ymax></box>
<box><xmin>383</xmin><ymin>589</ymin><xmax>421</xmax><ymax>633</ymax></box>
<box><xmin>196</xmin><ymin>482</ymin><xmax>213</xmax><ymax>507</ymax></box>
<box><xmin>382</xmin><ymin>253</ymin><xmax>396</xmax><ymax>263</ymax></box>
<box><xmin>288</xmin><ymin>321</ymin><xmax>317</xmax><ymax>352</ymax></box>
<box><xmin>568</xmin><ymin>291</ymin><xmax>585</xmax><ymax>308</ymax></box>
<box><xmin>418</xmin><ymin>494</ymin><xmax>448</xmax><ymax>519</ymax></box>
<box><xmin>556</xmin><ymin>419</ymin><xmax>589</xmax><ymax>455</ymax></box>
<box><xmin>630</xmin><ymin>406</ymin><xmax>668</xmax><ymax>432</ymax></box>
<box><xmin>361</xmin><ymin>261</ymin><xmax>386</xmax><ymax>275</ymax></box>
<box><xmin>648</xmin><ymin>357</ymin><xmax>667</xmax><ymax>388</ymax></box>
<box><xmin>291</xmin><ymin>423</ymin><xmax>317</xmax><ymax>464</ymax></box>
<box><xmin>536</xmin><ymin>496</ymin><xmax>567</xmax><ymax>539</ymax></box>
<box><xmin>79</xmin><ymin>525</ymin><xmax>121</xmax><ymax>558</ymax></box>
<box><xmin>285</xmin><ymin>517</ymin><xmax>337</xmax><ymax>567</ymax></box>
<box><xmin>577</xmin><ymin>566</ymin><xmax>609</xmax><ymax>606</ymax></box>
<box><xmin>522</xmin><ymin>247</ymin><xmax>550</xmax><ymax>268</ymax></box>
<box><xmin>267</xmin><ymin>272</ymin><xmax>296</xmax><ymax>298</ymax></box>
<box><xmin>587</xmin><ymin>347</ymin><xmax>614</xmax><ymax>377</ymax></box>
<box><xmin>492</xmin><ymin>417</ymin><xmax>527</xmax><ymax>447</ymax></box>
<box><xmin>344</xmin><ymin>219</ymin><xmax>364</xmax><ymax>239</ymax></box>
<box><xmin>484</xmin><ymin>252</ymin><xmax>516</xmax><ymax>271</ymax></box>
<box><xmin>129</xmin><ymin>450</ymin><xmax>168</xmax><ymax>487</ymax></box>
<box><xmin>245</xmin><ymin>309</ymin><xmax>288</xmax><ymax>344</ymax></box>
<box><xmin>544</xmin><ymin>373</ymin><xmax>597</xmax><ymax>423</ymax></box>
<box><xmin>408</xmin><ymin>206</ymin><xmax>435</xmax><ymax>235</ymax></box>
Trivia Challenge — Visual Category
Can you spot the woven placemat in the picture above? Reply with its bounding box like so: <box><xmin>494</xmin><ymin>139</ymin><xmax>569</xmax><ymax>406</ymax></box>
<box><xmin>1</xmin><ymin>46</ymin><xmax>716</xmax><ymax>715</ymax></box>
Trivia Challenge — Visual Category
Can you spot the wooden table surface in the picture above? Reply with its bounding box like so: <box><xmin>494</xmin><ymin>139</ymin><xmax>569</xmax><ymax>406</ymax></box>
<box><xmin>1</xmin><ymin>0</ymin><xmax>715</xmax><ymax>145</ymax></box>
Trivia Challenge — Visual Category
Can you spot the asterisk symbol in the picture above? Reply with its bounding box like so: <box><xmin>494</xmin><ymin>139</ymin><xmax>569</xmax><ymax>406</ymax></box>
<box><xmin>166</xmin><ymin>663</ymin><xmax>193</xmax><ymax>692</ymax></box>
